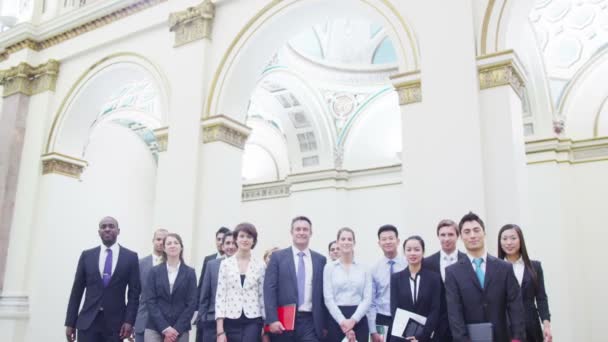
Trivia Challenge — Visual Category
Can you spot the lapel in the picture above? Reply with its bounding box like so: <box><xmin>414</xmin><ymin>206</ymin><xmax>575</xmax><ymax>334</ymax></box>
<box><xmin>91</xmin><ymin>247</ymin><xmax>103</xmax><ymax>286</ymax></box>
<box><xmin>414</xmin><ymin>271</ymin><xmax>425</xmax><ymax>311</ymax></box>
<box><xmin>483</xmin><ymin>255</ymin><xmax>497</xmax><ymax>291</ymax></box>
<box><xmin>460</xmin><ymin>258</ymin><xmax>483</xmax><ymax>292</ymax></box>
<box><xmin>401</xmin><ymin>268</ymin><xmax>415</xmax><ymax>309</ymax></box>
<box><xmin>171</xmin><ymin>263</ymin><xmax>187</xmax><ymax>296</ymax></box>
<box><xmin>286</xmin><ymin>248</ymin><xmax>298</xmax><ymax>288</ymax></box>
<box><xmin>241</xmin><ymin>257</ymin><xmax>254</xmax><ymax>289</ymax></box>
<box><xmin>521</xmin><ymin>263</ymin><xmax>531</xmax><ymax>290</ymax></box>
<box><xmin>109</xmin><ymin>245</ymin><xmax>124</xmax><ymax>287</ymax></box>
<box><xmin>158</xmin><ymin>263</ymin><xmax>171</xmax><ymax>297</ymax></box>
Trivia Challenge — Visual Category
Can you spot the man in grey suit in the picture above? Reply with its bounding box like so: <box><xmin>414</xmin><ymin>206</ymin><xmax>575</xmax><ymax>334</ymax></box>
<box><xmin>196</xmin><ymin>231</ymin><xmax>237</xmax><ymax>342</ymax></box>
<box><xmin>134</xmin><ymin>228</ymin><xmax>168</xmax><ymax>342</ymax></box>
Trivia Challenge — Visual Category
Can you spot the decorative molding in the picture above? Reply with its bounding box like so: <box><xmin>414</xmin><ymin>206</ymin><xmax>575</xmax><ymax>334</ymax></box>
<box><xmin>41</xmin><ymin>153</ymin><xmax>87</xmax><ymax>179</ymax></box>
<box><xmin>0</xmin><ymin>295</ymin><xmax>29</xmax><ymax>319</ymax></box>
<box><xmin>390</xmin><ymin>70</ymin><xmax>422</xmax><ymax>105</ymax></box>
<box><xmin>0</xmin><ymin>0</ymin><xmax>167</xmax><ymax>62</ymax></box>
<box><xmin>525</xmin><ymin>137</ymin><xmax>608</xmax><ymax>165</ymax></box>
<box><xmin>153</xmin><ymin>126</ymin><xmax>168</xmax><ymax>152</ymax></box>
<box><xmin>201</xmin><ymin>115</ymin><xmax>251</xmax><ymax>149</ymax></box>
<box><xmin>169</xmin><ymin>0</ymin><xmax>215</xmax><ymax>47</ymax></box>
<box><xmin>242</xmin><ymin>183</ymin><xmax>291</xmax><ymax>201</ymax></box>
<box><xmin>0</xmin><ymin>60</ymin><xmax>59</xmax><ymax>97</ymax></box>
<box><xmin>477</xmin><ymin>50</ymin><xmax>526</xmax><ymax>98</ymax></box>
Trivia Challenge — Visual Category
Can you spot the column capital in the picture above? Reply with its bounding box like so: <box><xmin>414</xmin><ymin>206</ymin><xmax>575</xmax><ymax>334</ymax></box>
<box><xmin>0</xmin><ymin>59</ymin><xmax>60</xmax><ymax>97</ymax></box>
<box><xmin>477</xmin><ymin>50</ymin><xmax>526</xmax><ymax>98</ymax></box>
<box><xmin>390</xmin><ymin>70</ymin><xmax>422</xmax><ymax>105</ymax></box>
<box><xmin>153</xmin><ymin>126</ymin><xmax>169</xmax><ymax>152</ymax></box>
<box><xmin>169</xmin><ymin>0</ymin><xmax>215</xmax><ymax>47</ymax></box>
<box><xmin>41</xmin><ymin>153</ymin><xmax>87</xmax><ymax>179</ymax></box>
<box><xmin>201</xmin><ymin>115</ymin><xmax>251</xmax><ymax>149</ymax></box>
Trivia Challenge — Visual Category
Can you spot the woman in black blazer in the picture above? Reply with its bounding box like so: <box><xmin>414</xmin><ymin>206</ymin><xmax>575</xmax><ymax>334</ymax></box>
<box><xmin>390</xmin><ymin>236</ymin><xmax>441</xmax><ymax>342</ymax></box>
<box><xmin>498</xmin><ymin>224</ymin><xmax>552</xmax><ymax>342</ymax></box>
<box><xmin>144</xmin><ymin>233</ymin><xmax>198</xmax><ymax>342</ymax></box>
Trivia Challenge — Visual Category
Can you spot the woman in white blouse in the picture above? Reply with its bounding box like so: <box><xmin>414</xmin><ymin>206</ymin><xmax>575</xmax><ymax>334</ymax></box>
<box><xmin>215</xmin><ymin>223</ymin><xmax>265</xmax><ymax>342</ymax></box>
<box><xmin>323</xmin><ymin>227</ymin><xmax>372</xmax><ymax>342</ymax></box>
<box><xmin>144</xmin><ymin>233</ymin><xmax>198</xmax><ymax>342</ymax></box>
<box><xmin>498</xmin><ymin>224</ymin><xmax>552</xmax><ymax>342</ymax></box>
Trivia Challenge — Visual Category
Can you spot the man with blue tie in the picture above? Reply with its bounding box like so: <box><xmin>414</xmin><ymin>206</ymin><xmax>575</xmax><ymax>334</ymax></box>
<box><xmin>444</xmin><ymin>212</ymin><xmax>525</xmax><ymax>342</ymax></box>
<box><xmin>134</xmin><ymin>228</ymin><xmax>168</xmax><ymax>342</ymax></box>
<box><xmin>369</xmin><ymin>224</ymin><xmax>406</xmax><ymax>342</ymax></box>
<box><xmin>264</xmin><ymin>216</ymin><xmax>327</xmax><ymax>342</ymax></box>
<box><xmin>65</xmin><ymin>216</ymin><xmax>141</xmax><ymax>342</ymax></box>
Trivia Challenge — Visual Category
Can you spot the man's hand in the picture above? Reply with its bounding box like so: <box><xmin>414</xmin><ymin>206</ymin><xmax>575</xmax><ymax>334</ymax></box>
<box><xmin>340</xmin><ymin>319</ymin><xmax>356</xmax><ymax>333</ymax></box>
<box><xmin>268</xmin><ymin>321</ymin><xmax>285</xmax><ymax>334</ymax></box>
<box><xmin>163</xmin><ymin>327</ymin><xmax>179</xmax><ymax>342</ymax></box>
<box><xmin>119</xmin><ymin>323</ymin><xmax>134</xmax><ymax>339</ymax></box>
<box><xmin>371</xmin><ymin>332</ymin><xmax>384</xmax><ymax>342</ymax></box>
<box><xmin>405</xmin><ymin>337</ymin><xmax>418</xmax><ymax>342</ymax></box>
<box><xmin>65</xmin><ymin>326</ymin><xmax>76</xmax><ymax>342</ymax></box>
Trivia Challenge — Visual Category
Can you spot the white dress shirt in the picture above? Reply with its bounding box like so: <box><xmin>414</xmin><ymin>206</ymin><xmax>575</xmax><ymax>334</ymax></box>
<box><xmin>292</xmin><ymin>246</ymin><xmax>313</xmax><ymax>312</ymax></box>
<box><xmin>409</xmin><ymin>273</ymin><xmax>421</xmax><ymax>305</ymax></box>
<box><xmin>368</xmin><ymin>255</ymin><xmax>407</xmax><ymax>330</ymax></box>
<box><xmin>506</xmin><ymin>256</ymin><xmax>525</xmax><ymax>286</ymax></box>
<box><xmin>323</xmin><ymin>259</ymin><xmax>372</xmax><ymax>324</ymax></box>
<box><xmin>439</xmin><ymin>250</ymin><xmax>458</xmax><ymax>281</ymax></box>
<box><xmin>98</xmin><ymin>243</ymin><xmax>120</xmax><ymax>278</ymax></box>
<box><xmin>153</xmin><ymin>254</ymin><xmax>163</xmax><ymax>266</ymax></box>
<box><xmin>167</xmin><ymin>262</ymin><xmax>180</xmax><ymax>293</ymax></box>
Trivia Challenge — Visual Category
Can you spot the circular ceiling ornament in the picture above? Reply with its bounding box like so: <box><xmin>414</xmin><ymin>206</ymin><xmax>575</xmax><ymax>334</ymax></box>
<box><xmin>331</xmin><ymin>93</ymin><xmax>356</xmax><ymax>119</ymax></box>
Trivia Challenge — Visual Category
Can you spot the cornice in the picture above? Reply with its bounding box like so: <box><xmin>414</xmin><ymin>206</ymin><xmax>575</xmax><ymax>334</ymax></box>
<box><xmin>0</xmin><ymin>59</ymin><xmax>59</xmax><ymax>97</ymax></box>
<box><xmin>201</xmin><ymin>115</ymin><xmax>252</xmax><ymax>149</ymax></box>
<box><xmin>0</xmin><ymin>0</ymin><xmax>167</xmax><ymax>62</ymax></box>
<box><xmin>390</xmin><ymin>70</ymin><xmax>422</xmax><ymax>105</ymax></box>
<box><xmin>169</xmin><ymin>0</ymin><xmax>215</xmax><ymax>47</ymax></box>
<box><xmin>526</xmin><ymin>136</ymin><xmax>608</xmax><ymax>165</ymax></box>
<box><xmin>41</xmin><ymin>153</ymin><xmax>87</xmax><ymax>179</ymax></box>
<box><xmin>477</xmin><ymin>50</ymin><xmax>527</xmax><ymax>98</ymax></box>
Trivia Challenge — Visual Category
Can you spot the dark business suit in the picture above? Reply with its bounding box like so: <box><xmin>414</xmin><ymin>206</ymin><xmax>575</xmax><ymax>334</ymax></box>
<box><xmin>264</xmin><ymin>247</ymin><xmax>327</xmax><ymax>342</ymax></box>
<box><xmin>196</xmin><ymin>252</ymin><xmax>219</xmax><ymax>342</ymax></box>
<box><xmin>65</xmin><ymin>245</ymin><xmax>140</xmax><ymax>342</ymax></box>
<box><xmin>196</xmin><ymin>257</ymin><xmax>224</xmax><ymax>342</ymax></box>
<box><xmin>521</xmin><ymin>260</ymin><xmax>550</xmax><ymax>342</ymax></box>
<box><xmin>389</xmin><ymin>268</ymin><xmax>441</xmax><ymax>342</ymax></box>
<box><xmin>445</xmin><ymin>254</ymin><xmax>525</xmax><ymax>342</ymax></box>
<box><xmin>422</xmin><ymin>250</ymin><xmax>467</xmax><ymax>342</ymax></box>
<box><xmin>144</xmin><ymin>262</ymin><xmax>198</xmax><ymax>336</ymax></box>
<box><xmin>134</xmin><ymin>255</ymin><xmax>154</xmax><ymax>342</ymax></box>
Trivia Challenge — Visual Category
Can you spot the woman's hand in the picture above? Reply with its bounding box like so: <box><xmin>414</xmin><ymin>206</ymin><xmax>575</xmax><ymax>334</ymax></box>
<box><xmin>543</xmin><ymin>320</ymin><xmax>552</xmax><ymax>342</ymax></box>
<box><xmin>340</xmin><ymin>318</ymin><xmax>356</xmax><ymax>333</ymax></box>
<box><xmin>216</xmin><ymin>332</ymin><xmax>227</xmax><ymax>342</ymax></box>
<box><xmin>405</xmin><ymin>336</ymin><xmax>418</xmax><ymax>342</ymax></box>
<box><xmin>346</xmin><ymin>330</ymin><xmax>356</xmax><ymax>342</ymax></box>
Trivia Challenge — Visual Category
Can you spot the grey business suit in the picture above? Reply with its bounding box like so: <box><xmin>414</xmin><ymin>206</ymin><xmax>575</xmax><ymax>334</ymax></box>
<box><xmin>196</xmin><ymin>257</ymin><xmax>224</xmax><ymax>342</ymax></box>
<box><xmin>134</xmin><ymin>255</ymin><xmax>154</xmax><ymax>342</ymax></box>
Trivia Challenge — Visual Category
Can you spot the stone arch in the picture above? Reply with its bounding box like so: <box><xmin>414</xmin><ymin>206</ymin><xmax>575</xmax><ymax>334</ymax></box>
<box><xmin>205</xmin><ymin>0</ymin><xmax>420</xmax><ymax>123</ymax></box>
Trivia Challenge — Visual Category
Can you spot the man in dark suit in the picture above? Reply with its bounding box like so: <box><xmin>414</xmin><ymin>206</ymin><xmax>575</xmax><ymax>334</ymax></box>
<box><xmin>196</xmin><ymin>231</ymin><xmax>237</xmax><ymax>342</ymax></box>
<box><xmin>195</xmin><ymin>226</ymin><xmax>230</xmax><ymax>342</ymax></box>
<box><xmin>445</xmin><ymin>212</ymin><xmax>525</xmax><ymax>342</ymax></box>
<box><xmin>134</xmin><ymin>228</ymin><xmax>168</xmax><ymax>342</ymax></box>
<box><xmin>65</xmin><ymin>216</ymin><xmax>141</xmax><ymax>342</ymax></box>
<box><xmin>264</xmin><ymin>216</ymin><xmax>327</xmax><ymax>342</ymax></box>
<box><xmin>423</xmin><ymin>219</ymin><xmax>467</xmax><ymax>341</ymax></box>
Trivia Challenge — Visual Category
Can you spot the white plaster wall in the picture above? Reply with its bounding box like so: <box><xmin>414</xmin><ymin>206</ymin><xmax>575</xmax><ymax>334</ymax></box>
<box><xmin>25</xmin><ymin>123</ymin><xmax>157</xmax><ymax>341</ymax></box>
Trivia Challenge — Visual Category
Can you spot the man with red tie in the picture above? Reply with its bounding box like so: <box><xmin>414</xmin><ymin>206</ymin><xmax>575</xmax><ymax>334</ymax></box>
<box><xmin>65</xmin><ymin>216</ymin><xmax>141</xmax><ymax>342</ymax></box>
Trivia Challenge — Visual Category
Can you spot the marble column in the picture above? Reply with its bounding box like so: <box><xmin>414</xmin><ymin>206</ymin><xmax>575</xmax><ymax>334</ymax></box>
<box><xmin>0</xmin><ymin>60</ymin><xmax>59</xmax><ymax>291</ymax></box>
<box><xmin>195</xmin><ymin>115</ymin><xmax>251</xmax><ymax>263</ymax></box>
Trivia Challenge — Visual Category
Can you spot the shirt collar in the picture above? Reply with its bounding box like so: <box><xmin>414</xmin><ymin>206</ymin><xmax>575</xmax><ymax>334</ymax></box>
<box><xmin>100</xmin><ymin>243</ymin><xmax>119</xmax><ymax>254</ymax></box>
<box><xmin>166</xmin><ymin>262</ymin><xmax>181</xmax><ymax>271</ymax></box>
<box><xmin>292</xmin><ymin>246</ymin><xmax>310</xmax><ymax>257</ymax></box>
<box><xmin>467</xmin><ymin>251</ymin><xmax>487</xmax><ymax>264</ymax></box>
<box><xmin>440</xmin><ymin>249</ymin><xmax>458</xmax><ymax>260</ymax></box>
<box><xmin>504</xmin><ymin>256</ymin><xmax>524</xmax><ymax>265</ymax></box>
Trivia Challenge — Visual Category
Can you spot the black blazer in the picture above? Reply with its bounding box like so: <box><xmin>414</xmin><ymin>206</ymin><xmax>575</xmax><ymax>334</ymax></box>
<box><xmin>389</xmin><ymin>268</ymin><xmax>441</xmax><ymax>342</ymax></box>
<box><xmin>521</xmin><ymin>260</ymin><xmax>550</xmax><ymax>341</ymax></box>
<box><xmin>422</xmin><ymin>250</ymin><xmax>467</xmax><ymax>341</ymax></box>
<box><xmin>444</xmin><ymin>254</ymin><xmax>525</xmax><ymax>342</ymax></box>
<box><xmin>65</xmin><ymin>245</ymin><xmax>140</xmax><ymax>332</ymax></box>
<box><xmin>144</xmin><ymin>262</ymin><xmax>197</xmax><ymax>335</ymax></box>
<box><xmin>197</xmin><ymin>253</ymin><xmax>218</xmax><ymax>300</ymax></box>
<box><xmin>264</xmin><ymin>247</ymin><xmax>327</xmax><ymax>338</ymax></box>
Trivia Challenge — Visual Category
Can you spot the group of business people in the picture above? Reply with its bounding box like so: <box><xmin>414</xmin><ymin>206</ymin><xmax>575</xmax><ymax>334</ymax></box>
<box><xmin>65</xmin><ymin>212</ymin><xmax>552</xmax><ymax>342</ymax></box>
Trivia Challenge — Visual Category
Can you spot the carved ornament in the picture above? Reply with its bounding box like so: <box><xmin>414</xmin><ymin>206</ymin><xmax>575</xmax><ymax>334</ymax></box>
<box><xmin>169</xmin><ymin>0</ymin><xmax>215</xmax><ymax>47</ymax></box>
<box><xmin>0</xmin><ymin>60</ymin><xmax>60</xmax><ymax>97</ymax></box>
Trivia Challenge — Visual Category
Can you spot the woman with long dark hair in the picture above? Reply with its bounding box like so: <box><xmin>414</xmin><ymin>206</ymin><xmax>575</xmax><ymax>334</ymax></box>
<box><xmin>144</xmin><ymin>233</ymin><xmax>198</xmax><ymax>342</ymax></box>
<box><xmin>498</xmin><ymin>224</ymin><xmax>552</xmax><ymax>342</ymax></box>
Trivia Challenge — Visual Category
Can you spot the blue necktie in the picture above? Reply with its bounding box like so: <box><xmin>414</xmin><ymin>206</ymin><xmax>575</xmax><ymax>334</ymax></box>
<box><xmin>103</xmin><ymin>248</ymin><xmax>113</xmax><ymax>287</ymax></box>
<box><xmin>388</xmin><ymin>260</ymin><xmax>396</xmax><ymax>274</ymax></box>
<box><xmin>473</xmin><ymin>258</ymin><xmax>485</xmax><ymax>288</ymax></box>
<box><xmin>297</xmin><ymin>252</ymin><xmax>305</xmax><ymax>306</ymax></box>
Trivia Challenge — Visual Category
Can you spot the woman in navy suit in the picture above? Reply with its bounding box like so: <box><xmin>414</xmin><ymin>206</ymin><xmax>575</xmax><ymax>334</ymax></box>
<box><xmin>498</xmin><ymin>224</ymin><xmax>552</xmax><ymax>342</ymax></box>
<box><xmin>144</xmin><ymin>233</ymin><xmax>198</xmax><ymax>342</ymax></box>
<box><xmin>389</xmin><ymin>236</ymin><xmax>441</xmax><ymax>342</ymax></box>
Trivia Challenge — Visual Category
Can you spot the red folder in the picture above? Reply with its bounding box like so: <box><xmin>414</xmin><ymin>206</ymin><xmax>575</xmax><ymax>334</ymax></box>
<box><xmin>264</xmin><ymin>304</ymin><xmax>297</xmax><ymax>332</ymax></box>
